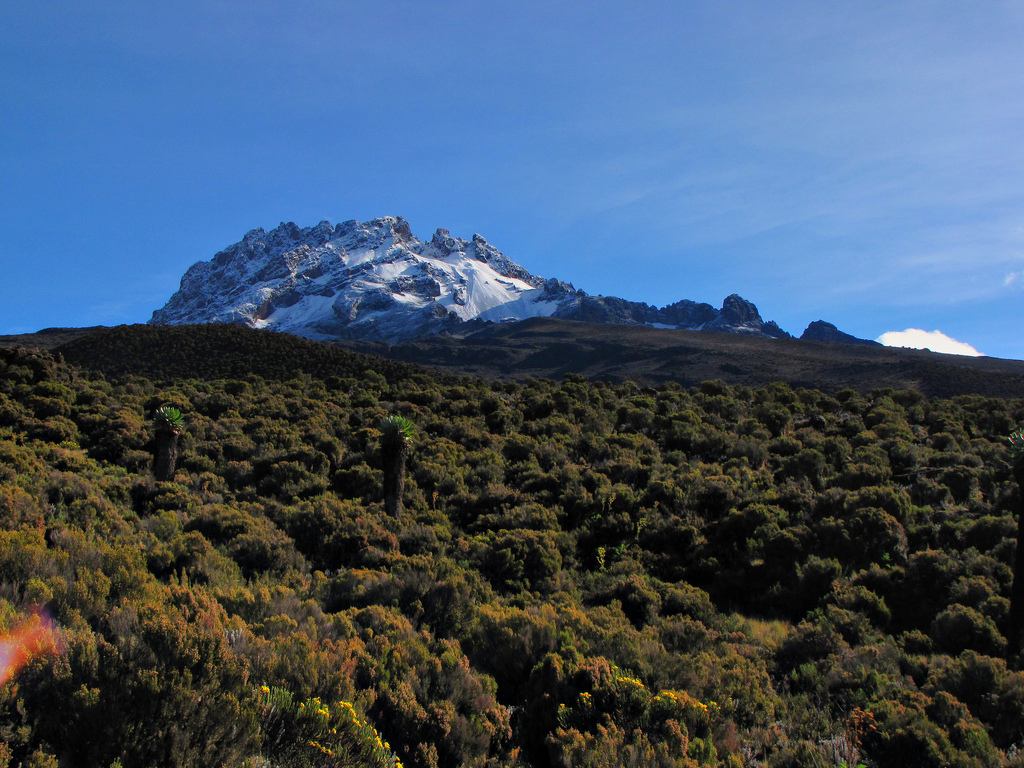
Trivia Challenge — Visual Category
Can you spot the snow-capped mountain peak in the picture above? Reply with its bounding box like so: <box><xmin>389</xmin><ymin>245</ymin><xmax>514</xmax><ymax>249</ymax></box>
<box><xmin>150</xmin><ymin>216</ymin><xmax>791</xmax><ymax>342</ymax></box>
<box><xmin>151</xmin><ymin>217</ymin><xmax>578</xmax><ymax>340</ymax></box>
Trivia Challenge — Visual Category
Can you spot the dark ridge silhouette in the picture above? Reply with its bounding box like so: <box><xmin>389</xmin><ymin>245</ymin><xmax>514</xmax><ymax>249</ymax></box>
<box><xmin>45</xmin><ymin>323</ymin><xmax>461</xmax><ymax>385</ymax></box>
<box><xmin>346</xmin><ymin>316</ymin><xmax>1024</xmax><ymax>398</ymax></box>
<box><xmin>3</xmin><ymin>319</ymin><xmax>1023</xmax><ymax>398</ymax></box>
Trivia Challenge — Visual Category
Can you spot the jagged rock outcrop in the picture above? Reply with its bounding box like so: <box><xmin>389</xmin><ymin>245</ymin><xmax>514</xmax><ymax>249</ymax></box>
<box><xmin>151</xmin><ymin>216</ymin><xmax>818</xmax><ymax>343</ymax></box>
<box><xmin>697</xmin><ymin>294</ymin><xmax>790</xmax><ymax>338</ymax></box>
<box><xmin>800</xmin><ymin>320</ymin><xmax>879</xmax><ymax>346</ymax></box>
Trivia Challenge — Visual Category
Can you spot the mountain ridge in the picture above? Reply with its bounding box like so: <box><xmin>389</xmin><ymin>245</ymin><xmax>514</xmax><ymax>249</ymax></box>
<box><xmin>149</xmin><ymin>216</ymin><xmax>863</xmax><ymax>344</ymax></box>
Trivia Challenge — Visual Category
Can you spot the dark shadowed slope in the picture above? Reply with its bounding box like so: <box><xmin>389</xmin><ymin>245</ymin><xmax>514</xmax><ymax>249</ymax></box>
<box><xmin>346</xmin><ymin>317</ymin><xmax>1024</xmax><ymax>398</ymax></box>
<box><xmin>4</xmin><ymin>319</ymin><xmax>1023</xmax><ymax>397</ymax></box>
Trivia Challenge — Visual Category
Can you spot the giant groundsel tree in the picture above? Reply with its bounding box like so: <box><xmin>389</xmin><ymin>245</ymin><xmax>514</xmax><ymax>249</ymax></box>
<box><xmin>153</xmin><ymin>406</ymin><xmax>184</xmax><ymax>482</ymax></box>
<box><xmin>380</xmin><ymin>415</ymin><xmax>414</xmax><ymax>518</ymax></box>
<box><xmin>1008</xmin><ymin>428</ymin><xmax>1024</xmax><ymax>656</ymax></box>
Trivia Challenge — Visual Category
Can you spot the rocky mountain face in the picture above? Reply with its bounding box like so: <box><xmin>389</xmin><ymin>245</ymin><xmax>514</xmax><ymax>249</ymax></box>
<box><xmin>150</xmin><ymin>217</ymin><xmax>855</xmax><ymax>343</ymax></box>
<box><xmin>800</xmin><ymin>320</ymin><xmax>881</xmax><ymax>346</ymax></box>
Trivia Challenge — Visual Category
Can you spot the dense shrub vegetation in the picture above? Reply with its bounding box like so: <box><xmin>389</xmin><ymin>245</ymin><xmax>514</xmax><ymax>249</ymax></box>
<box><xmin>1</xmin><ymin>327</ymin><xmax>1024</xmax><ymax>767</ymax></box>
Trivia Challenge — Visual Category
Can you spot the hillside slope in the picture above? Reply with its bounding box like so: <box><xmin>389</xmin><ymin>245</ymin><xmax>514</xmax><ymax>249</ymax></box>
<box><xmin>349</xmin><ymin>317</ymin><xmax>1024</xmax><ymax>399</ymax></box>
<box><xmin>2</xmin><ymin>321</ymin><xmax>1021</xmax><ymax>399</ymax></box>
<box><xmin>0</xmin><ymin>340</ymin><xmax>1023</xmax><ymax>766</ymax></box>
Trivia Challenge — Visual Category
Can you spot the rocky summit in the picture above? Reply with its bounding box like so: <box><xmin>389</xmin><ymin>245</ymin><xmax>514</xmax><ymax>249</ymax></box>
<box><xmin>150</xmin><ymin>216</ymin><xmax>842</xmax><ymax>343</ymax></box>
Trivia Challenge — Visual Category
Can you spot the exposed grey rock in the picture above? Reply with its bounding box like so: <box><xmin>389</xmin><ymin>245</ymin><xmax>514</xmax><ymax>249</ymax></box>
<box><xmin>653</xmin><ymin>299</ymin><xmax>718</xmax><ymax>328</ymax></box>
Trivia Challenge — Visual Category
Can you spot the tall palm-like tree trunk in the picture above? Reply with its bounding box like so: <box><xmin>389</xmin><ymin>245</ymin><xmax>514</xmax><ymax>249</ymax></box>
<box><xmin>153</xmin><ymin>407</ymin><xmax>184</xmax><ymax>482</ymax></box>
<box><xmin>380</xmin><ymin>417</ymin><xmax>414</xmax><ymax>519</ymax></box>
<box><xmin>1007</xmin><ymin>430</ymin><xmax>1024</xmax><ymax>657</ymax></box>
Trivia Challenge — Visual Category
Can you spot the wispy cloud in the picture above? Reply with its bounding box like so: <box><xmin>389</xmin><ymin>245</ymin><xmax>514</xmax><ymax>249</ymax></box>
<box><xmin>876</xmin><ymin>328</ymin><xmax>983</xmax><ymax>357</ymax></box>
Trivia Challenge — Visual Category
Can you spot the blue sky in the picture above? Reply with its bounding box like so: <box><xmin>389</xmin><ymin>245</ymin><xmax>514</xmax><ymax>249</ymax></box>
<box><xmin>3</xmin><ymin>1</ymin><xmax>1023</xmax><ymax>359</ymax></box>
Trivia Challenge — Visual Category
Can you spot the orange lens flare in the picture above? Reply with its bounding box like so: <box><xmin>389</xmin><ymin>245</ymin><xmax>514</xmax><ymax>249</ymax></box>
<box><xmin>0</xmin><ymin>611</ymin><xmax>60</xmax><ymax>686</ymax></box>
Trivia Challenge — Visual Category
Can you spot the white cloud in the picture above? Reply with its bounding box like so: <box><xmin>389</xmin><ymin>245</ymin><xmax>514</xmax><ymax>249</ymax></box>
<box><xmin>876</xmin><ymin>328</ymin><xmax>983</xmax><ymax>357</ymax></box>
<box><xmin>1006</xmin><ymin>271</ymin><xmax>1022</xmax><ymax>287</ymax></box>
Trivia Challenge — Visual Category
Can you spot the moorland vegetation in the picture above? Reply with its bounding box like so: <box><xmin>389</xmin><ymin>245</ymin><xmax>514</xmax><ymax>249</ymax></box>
<box><xmin>0</xmin><ymin>324</ymin><xmax>1023</xmax><ymax>767</ymax></box>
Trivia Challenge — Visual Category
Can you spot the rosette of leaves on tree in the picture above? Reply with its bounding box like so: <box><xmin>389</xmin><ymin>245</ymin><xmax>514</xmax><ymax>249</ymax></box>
<box><xmin>1009</xmin><ymin>429</ymin><xmax>1024</xmax><ymax>481</ymax></box>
